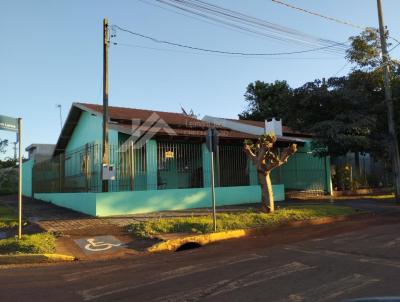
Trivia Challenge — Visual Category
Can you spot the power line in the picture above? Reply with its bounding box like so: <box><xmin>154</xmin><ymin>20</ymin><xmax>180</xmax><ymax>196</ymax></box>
<box><xmin>332</xmin><ymin>61</ymin><xmax>351</xmax><ymax>77</ymax></box>
<box><xmin>271</xmin><ymin>0</ymin><xmax>366</xmax><ymax>30</ymax></box>
<box><xmin>389</xmin><ymin>41</ymin><xmax>400</xmax><ymax>53</ymax></box>
<box><xmin>113</xmin><ymin>41</ymin><xmax>344</xmax><ymax>60</ymax></box>
<box><xmin>136</xmin><ymin>0</ymin><xmax>270</xmax><ymax>41</ymax></box>
<box><xmin>155</xmin><ymin>0</ymin><xmax>348</xmax><ymax>55</ymax></box>
<box><xmin>112</xmin><ymin>24</ymin><xmax>347</xmax><ymax>56</ymax></box>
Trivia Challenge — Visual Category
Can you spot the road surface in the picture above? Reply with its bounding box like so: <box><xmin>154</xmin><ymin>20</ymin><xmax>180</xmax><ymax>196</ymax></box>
<box><xmin>1</xmin><ymin>215</ymin><xmax>400</xmax><ymax>302</ymax></box>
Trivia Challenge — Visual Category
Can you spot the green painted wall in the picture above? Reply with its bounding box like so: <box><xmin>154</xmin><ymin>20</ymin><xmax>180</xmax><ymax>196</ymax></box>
<box><xmin>22</xmin><ymin>159</ymin><xmax>34</xmax><ymax>197</ymax></box>
<box><xmin>97</xmin><ymin>184</ymin><xmax>284</xmax><ymax>216</ymax></box>
<box><xmin>35</xmin><ymin>192</ymin><xmax>97</xmax><ymax>215</ymax></box>
<box><xmin>66</xmin><ymin>111</ymin><xmax>100</xmax><ymax>152</ymax></box>
<box><xmin>34</xmin><ymin>184</ymin><xmax>284</xmax><ymax>216</ymax></box>
<box><xmin>65</xmin><ymin>110</ymin><xmax>118</xmax><ymax>153</ymax></box>
<box><xmin>270</xmin><ymin>144</ymin><xmax>331</xmax><ymax>193</ymax></box>
<box><xmin>63</xmin><ymin>110</ymin><xmax>118</xmax><ymax>192</ymax></box>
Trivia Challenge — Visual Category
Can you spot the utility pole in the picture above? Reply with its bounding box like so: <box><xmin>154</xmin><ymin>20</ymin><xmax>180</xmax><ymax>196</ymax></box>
<box><xmin>376</xmin><ymin>0</ymin><xmax>400</xmax><ymax>201</ymax></box>
<box><xmin>102</xmin><ymin>18</ymin><xmax>110</xmax><ymax>192</ymax></box>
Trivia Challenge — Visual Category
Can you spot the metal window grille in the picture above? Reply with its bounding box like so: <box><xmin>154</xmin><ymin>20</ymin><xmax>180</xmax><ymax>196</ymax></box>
<box><xmin>157</xmin><ymin>141</ymin><xmax>203</xmax><ymax>190</ymax></box>
<box><xmin>218</xmin><ymin>144</ymin><xmax>250</xmax><ymax>187</ymax></box>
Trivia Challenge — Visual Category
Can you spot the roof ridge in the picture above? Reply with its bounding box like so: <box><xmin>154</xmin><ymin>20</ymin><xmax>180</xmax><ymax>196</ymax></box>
<box><xmin>76</xmin><ymin>102</ymin><xmax>195</xmax><ymax>118</ymax></box>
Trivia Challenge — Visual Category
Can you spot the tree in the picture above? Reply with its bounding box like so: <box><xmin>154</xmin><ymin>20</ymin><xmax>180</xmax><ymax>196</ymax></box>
<box><xmin>239</xmin><ymin>80</ymin><xmax>293</xmax><ymax>122</ymax></box>
<box><xmin>0</xmin><ymin>138</ymin><xmax>8</xmax><ymax>154</ymax></box>
<box><xmin>346</xmin><ymin>28</ymin><xmax>382</xmax><ymax>70</ymax></box>
<box><xmin>244</xmin><ymin>134</ymin><xmax>297</xmax><ymax>213</ymax></box>
<box><xmin>291</xmin><ymin>73</ymin><xmax>386</xmax><ymax>160</ymax></box>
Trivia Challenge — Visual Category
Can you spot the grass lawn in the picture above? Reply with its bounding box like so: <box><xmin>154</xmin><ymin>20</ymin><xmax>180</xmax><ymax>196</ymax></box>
<box><xmin>0</xmin><ymin>233</ymin><xmax>56</xmax><ymax>255</ymax></box>
<box><xmin>0</xmin><ymin>205</ymin><xmax>18</xmax><ymax>229</ymax></box>
<box><xmin>127</xmin><ymin>205</ymin><xmax>356</xmax><ymax>239</ymax></box>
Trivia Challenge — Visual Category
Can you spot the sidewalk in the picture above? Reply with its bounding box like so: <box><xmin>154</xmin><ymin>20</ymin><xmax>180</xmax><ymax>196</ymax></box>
<box><xmin>1</xmin><ymin>194</ymin><xmax>398</xmax><ymax>262</ymax></box>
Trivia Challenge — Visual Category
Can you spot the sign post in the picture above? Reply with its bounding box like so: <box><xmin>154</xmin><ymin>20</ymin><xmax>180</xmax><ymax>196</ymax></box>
<box><xmin>206</xmin><ymin>128</ymin><xmax>219</xmax><ymax>232</ymax></box>
<box><xmin>17</xmin><ymin>118</ymin><xmax>22</xmax><ymax>239</ymax></box>
<box><xmin>0</xmin><ymin>115</ymin><xmax>23</xmax><ymax>239</ymax></box>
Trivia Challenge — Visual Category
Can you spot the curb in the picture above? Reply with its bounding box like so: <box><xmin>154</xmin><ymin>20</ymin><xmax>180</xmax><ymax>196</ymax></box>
<box><xmin>148</xmin><ymin>230</ymin><xmax>247</xmax><ymax>253</ymax></box>
<box><xmin>147</xmin><ymin>212</ymin><xmax>373</xmax><ymax>253</ymax></box>
<box><xmin>0</xmin><ymin>253</ymin><xmax>76</xmax><ymax>265</ymax></box>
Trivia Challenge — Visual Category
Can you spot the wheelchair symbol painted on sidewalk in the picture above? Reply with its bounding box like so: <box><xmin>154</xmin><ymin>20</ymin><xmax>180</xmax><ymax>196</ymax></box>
<box><xmin>74</xmin><ymin>236</ymin><xmax>125</xmax><ymax>255</ymax></box>
<box><xmin>84</xmin><ymin>238</ymin><xmax>122</xmax><ymax>252</ymax></box>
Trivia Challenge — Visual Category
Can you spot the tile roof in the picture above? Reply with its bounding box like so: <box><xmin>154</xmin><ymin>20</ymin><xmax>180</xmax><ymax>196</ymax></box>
<box><xmin>54</xmin><ymin>102</ymin><xmax>305</xmax><ymax>155</ymax></box>
<box><xmin>77</xmin><ymin>103</ymin><xmax>259</xmax><ymax>140</ymax></box>
<box><xmin>79</xmin><ymin>103</ymin><xmax>211</xmax><ymax>128</ymax></box>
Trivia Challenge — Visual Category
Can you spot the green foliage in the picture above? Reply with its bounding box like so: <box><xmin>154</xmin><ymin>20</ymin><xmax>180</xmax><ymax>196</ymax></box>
<box><xmin>240</xmin><ymin>80</ymin><xmax>293</xmax><ymax>121</ymax></box>
<box><xmin>0</xmin><ymin>233</ymin><xmax>56</xmax><ymax>254</ymax></box>
<box><xmin>0</xmin><ymin>158</ymin><xmax>17</xmax><ymax>169</ymax></box>
<box><xmin>0</xmin><ymin>205</ymin><xmax>18</xmax><ymax>228</ymax></box>
<box><xmin>0</xmin><ymin>167</ymin><xmax>18</xmax><ymax>195</ymax></box>
<box><xmin>332</xmin><ymin>165</ymin><xmax>352</xmax><ymax>191</ymax></box>
<box><xmin>346</xmin><ymin>28</ymin><xmax>382</xmax><ymax>69</ymax></box>
<box><xmin>0</xmin><ymin>139</ymin><xmax>8</xmax><ymax>154</ymax></box>
<box><xmin>127</xmin><ymin>205</ymin><xmax>355</xmax><ymax>238</ymax></box>
<box><xmin>239</xmin><ymin>29</ymin><xmax>400</xmax><ymax>163</ymax></box>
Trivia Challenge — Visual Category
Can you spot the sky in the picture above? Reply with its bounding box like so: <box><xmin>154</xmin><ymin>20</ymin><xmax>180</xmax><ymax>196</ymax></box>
<box><xmin>1</xmin><ymin>0</ymin><xmax>400</xmax><ymax>159</ymax></box>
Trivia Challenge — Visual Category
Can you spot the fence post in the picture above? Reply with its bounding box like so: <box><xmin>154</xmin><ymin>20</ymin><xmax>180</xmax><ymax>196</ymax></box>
<box><xmin>85</xmin><ymin>144</ymin><xmax>89</xmax><ymax>192</ymax></box>
<box><xmin>130</xmin><ymin>141</ymin><xmax>134</xmax><ymax>191</ymax></box>
<box><xmin>59</xmin><ymin>153</ymin><xmax>65</xmax><ymax>193</ymax></box>
<box><xmin>146</xmin><ymin>140</ymin><xmax>158</xmax><ymax>190</ymax></box>
<box><xmin>325</xmin><ymin>156</ymin><xmax>333</xmax><ymax>195</ymax></box>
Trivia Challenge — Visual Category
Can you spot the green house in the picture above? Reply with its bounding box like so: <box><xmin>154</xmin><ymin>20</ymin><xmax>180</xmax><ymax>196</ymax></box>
<box><xmin>23</xmin><ymin>103</ymin><xmax>331</xmax><ymax>216</ymax></box>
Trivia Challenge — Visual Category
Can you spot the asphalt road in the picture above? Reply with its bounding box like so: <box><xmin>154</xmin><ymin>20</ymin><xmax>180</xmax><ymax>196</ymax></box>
<box><xmin>1</xmin><ymin>215</ymin><xmax>400</xmax><ymax>302</ymax></box>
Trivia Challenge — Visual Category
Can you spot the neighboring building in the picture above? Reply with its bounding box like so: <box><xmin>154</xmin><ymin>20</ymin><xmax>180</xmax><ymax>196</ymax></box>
<box><xmin>22</xmin><ymin>144</ymin><xmax>55</xmax><ymax>197</ymax></box>
<box><xmin>26</xmin><ymin>144</ymin><xmax>55</xmax><ymax>163</ymax></box>
<box><xmin>22</xmin><ymin>103</ymin><xmax>331</xmax><ymax>216</ymax></box>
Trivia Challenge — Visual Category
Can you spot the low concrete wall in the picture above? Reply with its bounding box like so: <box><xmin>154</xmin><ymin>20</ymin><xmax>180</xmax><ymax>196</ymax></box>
<box><xmin>34</xmin><ymin>184</ymin><xmax>285</xmax><ymax>217</ymax></box>
<box><xmin>22</xmin><ymin>159</ymin><xmax>34</xmax><ymax>197</ymax></box>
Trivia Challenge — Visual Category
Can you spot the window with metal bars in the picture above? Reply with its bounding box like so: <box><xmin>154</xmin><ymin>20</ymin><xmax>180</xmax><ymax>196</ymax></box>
<box><xmin>218</xmin><ymin>144</ymin><xmax>250</xmax><ymax>187</ymax></box>
<box><xmin>157</xmin><ymin>141</ymin><xmax>203</xmax><ymax>189</ymax></box>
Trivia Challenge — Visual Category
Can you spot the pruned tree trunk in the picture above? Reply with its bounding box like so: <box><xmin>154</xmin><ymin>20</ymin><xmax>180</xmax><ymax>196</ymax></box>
<box><xmin>258</xmin><ymin>171</ymin><xmax>274</xmax><ymax>212</ymax></box>
<box><xmin>244</xmin><ymin>134</ymin><xmax>297</xmax><ymax>214</ymax></box>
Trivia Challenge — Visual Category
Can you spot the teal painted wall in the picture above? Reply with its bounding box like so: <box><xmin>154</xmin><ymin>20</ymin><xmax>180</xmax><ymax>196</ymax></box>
<box><xmin>66</xmin><ymin>111</ymin><xmax>100</xmax><ymax>152</ymax></box>
<box><xmin>270</xmin><ymin>144</ymin><xmax>331</xmax><ymax>193</ymax></box>
<box><xmin>64</xmin><ymin>110</ymin><xmax>118</xmax><ymax>192</ymax></box>
<box><xmin>34</xmin><ymin>192</ymin><xmax>97</xmax><ymax>215</ymax></box>
<box><xmin>34</xmin><ymin>184</ymin><xmax>284</xmax><ymax>216</ymax></box>
<box><xmin>97</xmin><ymin>184</ymin><xmax>284</xmax><ymax>216</ymax></box>
<box><xmin>22</xmin><ymin>159</ymin><xmax>34</xmax><ymax>197</ymax></box>
<box><xmin>65</xmin><ymin>110</ymin><xmax>118</xmax><ymax>153</ymax></box>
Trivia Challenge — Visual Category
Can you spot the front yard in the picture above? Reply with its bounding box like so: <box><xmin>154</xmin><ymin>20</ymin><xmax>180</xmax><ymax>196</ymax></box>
<box><xmin>0</xmin><ymin>205</ymin><xmax>56</xmax><ymax>255</ymax></box>
<box><xmin>128</xmin><ymin>205</ymin><xmax>356</xmax><ymax>238</ymax></box>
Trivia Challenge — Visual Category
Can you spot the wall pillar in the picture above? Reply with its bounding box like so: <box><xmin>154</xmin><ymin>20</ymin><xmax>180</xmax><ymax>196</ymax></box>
<box><xmin>202</xmin><ymin>143</ymin><xmax>211</xmax><ymax>187</ymax></box>
<box><xmin>325</xmin><ymin>156</ymin><xmax>333</xmax><ymax>195</ymax></box>
<box><xmin>146</xmin><ymin>140</ymin><xmax>158</xmax><ymax>190</ymax></box>
<box><xmin>249</xmin><ymin>159</ymin><xmax>258</xmax><ymax>185</ymax></box>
